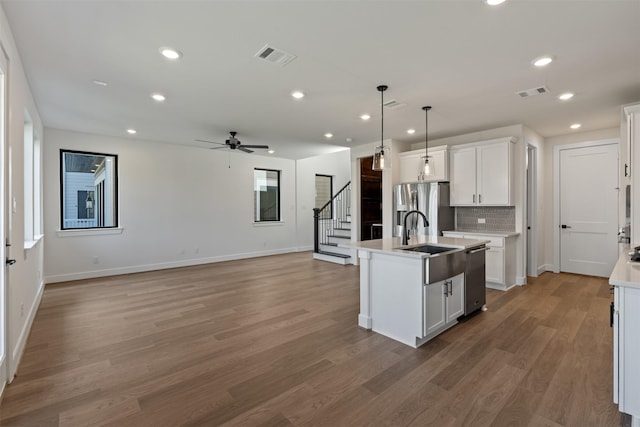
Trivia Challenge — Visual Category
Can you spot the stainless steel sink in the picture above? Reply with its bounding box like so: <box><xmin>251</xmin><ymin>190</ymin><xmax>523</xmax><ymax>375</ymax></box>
<box><xmin>397</xmin><ymin>244</ymin><xmax>465</xmax><ymax>283</ymax></box>
<box><xmin>402</xmin><ymin>244</ymin><xmax>458</xmax><ymax>255</ymax></box>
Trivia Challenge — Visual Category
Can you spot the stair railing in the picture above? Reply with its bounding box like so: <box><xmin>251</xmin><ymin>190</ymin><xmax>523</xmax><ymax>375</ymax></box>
<box><xmin>313</xmin><ymin>181</ymin><xmax>351</xmax><ymax>253</ymax></box>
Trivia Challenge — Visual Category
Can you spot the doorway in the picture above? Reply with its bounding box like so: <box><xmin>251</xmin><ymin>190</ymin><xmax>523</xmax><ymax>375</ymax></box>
<box><xmin>359</xmin><ymin>156</ymin><xmax>382</xmax><ymax>240</ymax></box>
<box><xmin>555</xmin><ymin>140</ymin><xmax>619</xmax><ymax>276</ymax></box>
<box><xmin>526</xmin><ymin>144</ymin><xmax>538</xmax><ymax>277</ymax></box>
<box><xmin>0</xmin><ymin>44</ymin><xmax>8</xmax><ymax>391</ymax></box>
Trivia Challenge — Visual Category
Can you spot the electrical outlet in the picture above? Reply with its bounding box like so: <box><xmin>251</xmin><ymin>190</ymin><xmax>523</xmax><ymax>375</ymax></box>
<box><xmin>93</xmin><ymin>257</ymin><xmax>99</xmax><ymax>264</ymax></box>
<box><xmin>478</xmin><ymin>218</ymin><xmax>486</xmax><ymax>224</ymax></box>
<box><xmin>20</xmin><ymin>303</ymin><xmax>24</xmax><ymax>317</ymax></box>
<box><xmin>195</xmin><ymin>248</ymin><xmax>199</xmax><ymax>254</ymax></box>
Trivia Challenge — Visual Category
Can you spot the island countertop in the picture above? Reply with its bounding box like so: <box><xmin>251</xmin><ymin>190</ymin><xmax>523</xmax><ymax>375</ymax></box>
<box><xmin>338</xmin><ymin>235</ymin><xmax>490</xmax><ymax>258</ymax></box>
<box><xmin>609</xmin><ymin>246</ymin><xmax>640</xmax><ymax>290</ymax></box>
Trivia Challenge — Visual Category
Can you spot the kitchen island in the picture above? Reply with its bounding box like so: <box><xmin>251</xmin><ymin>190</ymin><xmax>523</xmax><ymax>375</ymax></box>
<box><xmin>340</xmin><ymin>235</ymin><xmax>488</xmax><ymax>348</ymax></box>
<box><xmin>609</xmin><ymin>249</ymin><xmax>640</xmax><ymax>426</ymax></box>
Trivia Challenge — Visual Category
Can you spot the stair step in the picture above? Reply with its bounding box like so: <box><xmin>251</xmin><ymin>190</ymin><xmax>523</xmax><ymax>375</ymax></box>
<box><xmin>327</xmin><ymin>234</ymin><xmax>350</xmax><ymax>239</ymax></box>
<box><xmin>334</xmin><ymin>227</ymin><xmax>351</xmax><ymax>231</ymax></box>
<box><xmin>313</xmin><ymin>251</ymin><xmax>352</xmax><ymax>265</ymax></box>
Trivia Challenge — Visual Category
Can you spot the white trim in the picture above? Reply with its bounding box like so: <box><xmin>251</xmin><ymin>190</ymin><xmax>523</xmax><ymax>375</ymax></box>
<box><xmin>44</xmin><ymin>247</ymin><xmax>301</xmax><ymax>284</ymax></box>
<box><xmin>516</xmin><ymin>275</ymin><xmax>527</xmax><ymax>285</ymax></box>
<box><xmin>10</xmin><ymin>277</ymin><xmax>44</xmax><ymax>382</ymax></box>
<box><xmin>553</xmin><ymin>138</ymin><xmax>619</xmax><ymax>274</ymax></box>
<box><xmin>252</xmin><ymin>221</ymin><xmax>285</xmax><ymax>227</ymax></box>
<box><xmin>526</xmin><ymin>144</ymin><xmax>538</xmax><ymax>278</ymax></box>
<box><xmin>23</xmin><ymin>234</ymin><xmax>43</xmax><ymax>250</ymax></box>
<box><xmin>56</xmin><ymin>227</ymin><xmax>124</xmax><ymax>237</ymax></box>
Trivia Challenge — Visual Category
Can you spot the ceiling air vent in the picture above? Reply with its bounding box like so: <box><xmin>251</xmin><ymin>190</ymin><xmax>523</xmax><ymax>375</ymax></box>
<box><xmin>516</xmin><ymin>86</ymin><xmax>550</xmax><ymax>98</ymax></box>
<box><xmin>383</xmin><ymin>99</ymin><xmax>406</xmax><ymax>110</ymax></box>
<box><xmin>254</xmin><ymin>44</ymin><xmax>296</xmax><ymax>67</ymax></box>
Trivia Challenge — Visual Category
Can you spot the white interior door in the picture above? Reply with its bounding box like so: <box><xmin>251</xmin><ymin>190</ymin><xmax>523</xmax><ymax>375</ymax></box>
<box><xmin>560</xmin><ymin>143</ymin><xmax>618</xmax><ymax>276</ymax></box>
<box><xmin>0</xmin><ymin>45</ymin><xmax>8</xmax><ymax>391</ymax></box>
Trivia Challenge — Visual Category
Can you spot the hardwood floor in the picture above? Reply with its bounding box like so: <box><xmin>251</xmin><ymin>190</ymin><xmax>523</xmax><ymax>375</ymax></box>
<box><xmin>0</xmin><ymin>252</ymin><xmax>626</xmax><ymax>426</ymax></box>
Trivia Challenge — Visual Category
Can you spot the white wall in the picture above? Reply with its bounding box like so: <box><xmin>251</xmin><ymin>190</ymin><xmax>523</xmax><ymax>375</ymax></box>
<box><xmin>0</xmin><ymin>3</ymin><xmax>46</xmax><ymax>383</ymax></box>
<box><xmin>542</xmin><ymin>127</ymin><xmax>620</xmax><ymax>269</ymax></box>
<box><xmin>43</xmin><ymin>128</ymin><xmax>307</xmax><ymax>283</ymax></box>
<box><xmin>296</xmin><ymin>149</ymin><xmax>350</xmax><ymax>250</ymax></box>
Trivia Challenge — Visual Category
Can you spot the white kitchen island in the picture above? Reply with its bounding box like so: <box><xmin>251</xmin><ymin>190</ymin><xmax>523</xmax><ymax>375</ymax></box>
<box><xmin>341</xmin><ymin>236</ymin><xmax>488</xmax><ymax>348</ymax></box>
<box><xmin>609</xmin><ymin>250</ymin><xmax>640</xmax><ymax>427</ymax></box>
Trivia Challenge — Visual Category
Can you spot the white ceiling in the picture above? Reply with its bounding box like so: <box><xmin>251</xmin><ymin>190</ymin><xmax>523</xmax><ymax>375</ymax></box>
<box><xmin>2</xmin><ymin>0</ymin><xmax>640</xmax><ymax>159</ymax></box>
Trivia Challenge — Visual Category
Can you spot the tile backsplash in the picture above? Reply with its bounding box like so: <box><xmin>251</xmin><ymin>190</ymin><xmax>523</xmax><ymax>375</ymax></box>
<box><xmin>455</xmin><ymin>206</ymin><xmax>515</xmax><ymax>232</ymax></box>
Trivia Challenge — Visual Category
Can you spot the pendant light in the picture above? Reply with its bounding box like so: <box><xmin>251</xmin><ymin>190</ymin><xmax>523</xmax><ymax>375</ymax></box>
<box><xmin>372</xmin><ymin>85</ymin><xmax>388</xmax><ymax>171</ymax></box>
<box><xmin>422</xmin><ymin>106</ymin><xmax>432</xmax><ymax>176</ymax></box>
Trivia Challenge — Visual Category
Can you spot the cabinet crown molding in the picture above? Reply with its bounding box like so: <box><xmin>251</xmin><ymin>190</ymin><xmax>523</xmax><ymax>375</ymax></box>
<box><xmin>624</xmin><ymin>103</ymin><xmax>640</xmax><ymax>114</ymax></box>
<box><xmin>450</xmin><ymin>136</ymin><xmax>517</xmax><ymax>150</ymax></box>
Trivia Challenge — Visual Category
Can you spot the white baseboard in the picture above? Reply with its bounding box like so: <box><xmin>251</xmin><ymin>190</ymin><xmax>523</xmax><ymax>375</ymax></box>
<box><xmin>541</xmin><ymin>264</ymin><xmax>556</xmax><ymax>273</ymax></box>
<box><xmin>45</xmin><ymin>247</ymin><xmax>302</xmax><ymax>284</ymax></box>
<box><xmin>358</xmin><ymin>314</ymin><xmax>372</xmax><ymax>329</ymax></box>
<box><xmin>11</xmin><ymin>278</ymin><xmax>45</xmax><ymax>381</ymax></box>
<box><xmin>516</xmin><ymin>276</ymin><xmax>527</xmax><ymax>285</ymax></box>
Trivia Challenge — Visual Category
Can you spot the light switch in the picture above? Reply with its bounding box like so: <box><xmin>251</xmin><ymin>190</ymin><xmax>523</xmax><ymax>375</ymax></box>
<box><xmin>12</xmin><ymin>197</ymin><xmax>16</xmax><ymax>213</ymax></box>
<box><xmin>478</xmin><ymin>218</ymin><xmax>486</xmax><ymax>224</ymax></box>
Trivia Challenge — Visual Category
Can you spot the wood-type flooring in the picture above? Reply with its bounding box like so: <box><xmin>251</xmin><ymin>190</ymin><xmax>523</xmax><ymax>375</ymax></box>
<box><xmin>0</xmin><ymin>252</ymin><xmax>627</xmax><ymax>426</ymax></box>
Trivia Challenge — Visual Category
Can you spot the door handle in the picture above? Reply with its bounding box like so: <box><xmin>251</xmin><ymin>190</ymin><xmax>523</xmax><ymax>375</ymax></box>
<box><xmin>561</xmin><ymin>224</ymin><xmax>572</xmax><ymax>229</ymax></box>
<box><xmin>5</xmin><ymin>258</ymin><xmax>16</xmax><ymax>266</ymax></box>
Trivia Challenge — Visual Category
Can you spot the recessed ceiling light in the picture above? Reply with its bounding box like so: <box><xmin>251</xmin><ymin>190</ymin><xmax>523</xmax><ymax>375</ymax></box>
<box><xmin>151</xmin><ymin>93</ymin><xmax>166</xmax><ymax>102</ymax></box>
<box><xmin>324</xmin><ymin>133</ymin><xmax>333</xmax><ymax>139</ymax></box>
<box><xmin>92</xmin><ymin>79</ymin><xmax>108</xmax><ymax>86</ymax></box>
<box><xmin>291</xmin><ymin>91</ymin><xmax>304</xmax><ymax>99</ymax></box>
<box><xmin>346</xmin><ymin>138</ymin><xmax>353</xmax><ymax>143</ymax></box>
<box><xmin>558</xmin><ymin>92</ymin><xmax>574</xmax><ymax>101</ymax></box>
<box><xmin>532</xmin><ymin>56</ymin><xmax>553</xmax><ymax>67</ymax></box>
<box><xmin>127</xmin><ymin>129</ymin><xmax>137</xmax><ymax>134</ymax></box>
<box><xmin>484</xmin><ymin>0</ymin><xmax>506</xmax><ymax>5</ymax></box>
<box><xmin>407</xmin><ymin>129</ymin><xmax>416</xmax><ymax>134</ymax></box>
<box><xmin>268</xmin><ymin>150</ymin><xmax>275</xmax><ymax>154</ymax></box>
<box><xmin>159</xmin><ymin>47</ymin><xmax>182</xmax><ymax>60</ymax></box>
<box><xmin>570</xmin><ymin>123</ymin><xmax>582</xmax><ymax>129</ymax></box>
<box><xmin>360</xmin><ymin>114</ymin><xmax>371</xmax><ymax>121</ymax></box>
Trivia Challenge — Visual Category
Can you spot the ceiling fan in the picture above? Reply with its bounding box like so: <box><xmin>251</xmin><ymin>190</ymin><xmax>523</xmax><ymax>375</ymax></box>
<box><xmin>196</xmin><ymin>131</ymin><xmax>269</xmax><ymax>154</ymax></box>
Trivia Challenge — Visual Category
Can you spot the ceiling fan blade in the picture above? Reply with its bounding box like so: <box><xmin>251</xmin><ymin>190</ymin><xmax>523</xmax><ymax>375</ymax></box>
<box><xmin>241</xmin><ymin>145</ymin><xmax>269</xmax><ymax>149</ymax></box>
<box><xmin>210</xmin><ymin>146</ymin><xmax>228</xmax><ymax>150</ymax></box>
<box><xmin>195</xmin><ymin>139</ymin><xmax>225</xmax><ymax>146</ymax></box>
<box><xmin>238</xmin><ymin>146</ymin><xmax>254</xmax><ymax>153</ymax></box>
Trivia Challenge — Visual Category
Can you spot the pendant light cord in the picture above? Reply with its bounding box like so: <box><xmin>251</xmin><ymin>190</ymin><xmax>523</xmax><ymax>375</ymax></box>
<box><xmin>377</xmin><ymin>85</ymin><xmax>388</xmax><ymax>151</ymax></box>
<box><xmin>423</xmin><ymin>106</ymin><xmax>432</xmax><ymax>158</ymax></box>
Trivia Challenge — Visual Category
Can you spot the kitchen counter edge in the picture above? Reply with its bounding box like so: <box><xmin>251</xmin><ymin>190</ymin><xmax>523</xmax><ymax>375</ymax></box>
<box><xmin>610</xmin><ymin>247</ymin><xmax>640</xmax><ymax>290</ymax></box>
<box><xmin>338</xmin><ymin>236</ymin><xmax>490</xmax><ymax>259</ymax></box>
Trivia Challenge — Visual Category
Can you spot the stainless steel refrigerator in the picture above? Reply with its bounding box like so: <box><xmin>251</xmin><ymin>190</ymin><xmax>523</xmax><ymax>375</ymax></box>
<box><xmin>393</xmin><ymin>182</ymin><xmax>454</xmax><ymax>239</ymax></box>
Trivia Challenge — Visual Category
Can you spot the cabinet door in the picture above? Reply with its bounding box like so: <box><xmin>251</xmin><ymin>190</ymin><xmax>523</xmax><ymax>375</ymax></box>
<box><xmin>486</xmin><ymin>247</ymin><xmax>505</xmax><ymax>284</ymax></box>
<box><xmin>399</xmin><ymin>153</ymin><xmax>423</xmax><ymax>183</ymax></box>
<box><xmin>425</xmin><ymin>149</ymin><xmax>448</xmax><ymax>182</ymax></box>
<box><xmin>424</xmin><ymin>280</ymin><xmax>446</xmax><ymax>336</ymax></box>
<box><xmin>446</xmin><ymin>273</ymin><xmax>465</xmax><ymax>322</ymax></box>
<box><xmin>477</xmin><ymin>142</ymin><xmax>511</xmax><ymax>205</ymax></box>
<box><xmin>450</xmin><ymin>147</ymin><xmax>477</xmax><ymax>206</ymax></box>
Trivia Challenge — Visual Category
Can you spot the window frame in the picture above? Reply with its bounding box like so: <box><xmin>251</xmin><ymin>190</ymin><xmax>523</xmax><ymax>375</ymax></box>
<box><xmin>315</xmin><ymin>174</ymin><xmax>333</xmax><ymax>220</ymax></box>
<box><xmin>59</xmin><ymin>149</ymin><xmax>119</xmax><ymax>230</ymax></box>
<box><xmin>253</xmin><ymin>168</ymin><xmax>281</xmax><ymax>223</ymax></box>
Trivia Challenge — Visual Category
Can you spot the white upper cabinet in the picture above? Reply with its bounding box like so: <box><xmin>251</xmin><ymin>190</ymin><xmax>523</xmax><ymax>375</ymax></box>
<box><xmin>398</xmin><ymin>146</ymin><xmax>448</xmax><ymax>183</ymax></box>
<box><xmin>450</xmin><ymin>137</ymin><xmax>515</xmax><ymax>206</ymax></box>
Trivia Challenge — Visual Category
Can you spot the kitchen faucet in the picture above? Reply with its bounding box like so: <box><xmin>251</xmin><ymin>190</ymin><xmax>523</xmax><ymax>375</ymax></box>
<box><xmin>402</xmin><ymin>210</ymin><xmax>429</xmax><ymax>245</ymax></box>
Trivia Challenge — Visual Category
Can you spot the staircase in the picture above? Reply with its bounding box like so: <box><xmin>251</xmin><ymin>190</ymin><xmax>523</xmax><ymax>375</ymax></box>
<box><xmin>313</xmin><ymin>182</ymin><xmax>352</xmax><ymax>265</ymax></box>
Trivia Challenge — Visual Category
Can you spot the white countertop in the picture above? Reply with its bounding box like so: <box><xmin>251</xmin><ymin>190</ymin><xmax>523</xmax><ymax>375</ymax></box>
<box><xmin>610</xmin><ymin>247</ymin><xmax>640</xmax><ymax>290</ymax></box>
<box><xmin>443</xmin><ymin>230</ymin><xmax>520</xmax><ymax>238</ymax></box>
<box><xmin>338</xmin><ymin>235</ymin><xmax>490</xmax><ymax>259</ymax></box>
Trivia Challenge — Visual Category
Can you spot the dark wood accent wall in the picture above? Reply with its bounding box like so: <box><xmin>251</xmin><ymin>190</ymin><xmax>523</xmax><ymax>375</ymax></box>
<box><xmin>360</xmin><ymin>156</ymin><xmax>382</xmax><ymax>241</ymax></box>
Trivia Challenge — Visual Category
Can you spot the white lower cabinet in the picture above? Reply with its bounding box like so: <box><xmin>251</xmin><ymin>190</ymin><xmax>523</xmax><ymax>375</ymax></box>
<box><xmin>423</xmin><ymin>273</ymin><xmax>464</xmax><ymax>338</ymax></box>
<box><xmin>613</xmin><ymin>285</ymin><xmax>640</xmax><ymax>422</ymax></box>
<box><xmin>442</xmin><ymin>232</ymin><xmax>518</xmax><ymax>290</ymax></box>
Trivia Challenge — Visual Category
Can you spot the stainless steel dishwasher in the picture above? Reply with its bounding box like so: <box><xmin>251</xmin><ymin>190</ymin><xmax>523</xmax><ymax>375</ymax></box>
<box><xmin>465</xmin><ymin>245</ymin><xmax>488</xmax><ymax>315</ymax></box>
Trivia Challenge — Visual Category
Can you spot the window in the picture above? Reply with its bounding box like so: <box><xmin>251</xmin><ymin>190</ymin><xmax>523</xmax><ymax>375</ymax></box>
<box><xmin>24</xmin><ymin>110</ymin><xmax>42</xmax><ymax>246</ymax></box>
<box><xmin>315</xmin><ymin>174</ymin><xmax>333</xmax><ymax>219</ymax></box>
<box><xmin>254</xmin><ymin>169</ymin><xmax>280</xmax><ymax>222</ymax></box>
<box><xmin>60</xmin><ymin>150</ymin><xmax>118</xmax><ymax>229</ymax></box>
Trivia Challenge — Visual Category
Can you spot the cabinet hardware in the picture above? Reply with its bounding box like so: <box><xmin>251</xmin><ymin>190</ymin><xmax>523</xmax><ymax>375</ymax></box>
<box><xmin>478</xmin><ymin>194</ymin><xmax>482</xmax><ymax>204</ymax></box>
<box><xmin>625</xmin><ymin>163</ymin><xmax>629</xmax><ymax>177</ymax></box>
<box><xmin>5</xmin><ymin>258</ymin><xmax>16</xmax><ymax>266</ymax></box>
<box><xmin>561</xmin><ymin>224</ymin><xmax>572</xmax><ymax>229</ymax></box>
<box><xmin>610</xmin><ymin>301</ymin><xmax>615</xmax><ymax>328</ymax></box>
<box><xmin>472</xmin><ymin>194</ymin><xmax>476</xmax><ymax>203</ymax></box>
